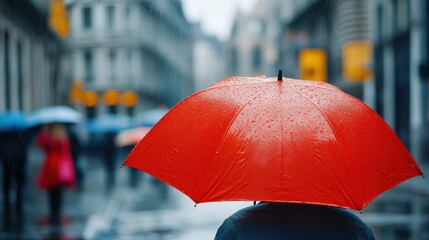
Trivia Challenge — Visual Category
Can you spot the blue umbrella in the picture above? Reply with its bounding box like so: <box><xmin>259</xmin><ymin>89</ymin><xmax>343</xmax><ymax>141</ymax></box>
<box><xmin>84</xmin><ymin>114</ymin><xmax>132</xmax><ymax>133</ymax></box>
<box><xmin>27</xmin><ymin>105</ymin><xmax>82</xmax><ymax>127</ymax></box>
<box><xmin>134</xmin><ymin>108</ymin><xmax>169</xmax><ymax>127</ymax></box>
<box><xmin>0</xmin><ymin>111</ymin><xmax>28</xmax><ymax>132</ymax></box>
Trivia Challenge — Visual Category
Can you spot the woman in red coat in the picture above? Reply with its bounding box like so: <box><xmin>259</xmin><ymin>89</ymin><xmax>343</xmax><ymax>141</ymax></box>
<box><xmin>37</xmin><ymin>123</ymin><xmax>76</xmax><ymax>227</ymax></box>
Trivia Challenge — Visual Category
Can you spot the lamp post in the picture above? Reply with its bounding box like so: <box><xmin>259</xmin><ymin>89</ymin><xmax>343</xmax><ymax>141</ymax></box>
<box><xmin>83</xmin><ymin>91</ymin><xmax>98</xmax><ymax>119</ymax></box>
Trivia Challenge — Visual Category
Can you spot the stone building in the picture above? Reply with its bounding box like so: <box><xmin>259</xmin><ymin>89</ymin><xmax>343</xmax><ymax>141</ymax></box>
<box><xmin>66</xmin><ymin>0</ymin><xmax>194</xmax><ymax>114</ymax></box>
<box><xmin>281</xmin><ymin>0</ymin><xmax>371</xmax><ymax>98</ymax></box>
<box><xmin>192</xmin><ymin>23</ymin><xmax>227</xmax><ymax>91</ymax></box>
<box><xmin>0</xmin><ymin>0</ymin><xmax>68</xmax><ymax>112</ymax></box>
<box><xmin>228</xmin><ymin>0</ymin><xmax>285</xmax><ymax>77</ymax></box>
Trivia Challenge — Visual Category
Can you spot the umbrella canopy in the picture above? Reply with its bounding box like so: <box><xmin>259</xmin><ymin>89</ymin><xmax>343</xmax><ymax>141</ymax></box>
<box><xmin>115</xmin><ymin>127</ymin><xmax>151</xmax><ymax>147</ymax></box>
<box><xmin>123</xmin><ymin>75</ymin><xmax>423</xmax><ymax>211</ymax></box>
<box><xmin>84</xmin><ymin>114</ymin><xmax>131</xmax><ymax>133</ymax></box>
<box><xmin>134</xmin><ymin>108</ymin><xmax>169</xmax><ymax>127</ymax></box>
<box><xmin>27</xmin><ymin>105</ymin><xmax>81</xmax><ymax>127</ymax></box>
<box><xmin>0</xmin><ymin>111</ymin><xmax>28</xmax><ymax>132</ymax></box>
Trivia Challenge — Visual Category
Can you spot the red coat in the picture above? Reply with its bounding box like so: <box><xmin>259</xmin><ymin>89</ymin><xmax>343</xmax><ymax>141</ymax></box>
<box><xmin>36</xmin><ymin>132</ymin><xmax>76</xmax><ymax>190</ymax></box>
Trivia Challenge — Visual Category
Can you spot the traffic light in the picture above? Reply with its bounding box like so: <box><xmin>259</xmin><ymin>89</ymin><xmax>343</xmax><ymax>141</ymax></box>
<box><xmin>69</xmin><ymin>79</ymin><xmax>84</xmax><ymax>104</ymax></box>
<box><xmin>103</xmin><ymin>89</ymin><xmax>120</xmax><ymax>114</ymax></box>
<box><xmin>299</xmin><ymin>49</ymin><xmax>327</xmax><ymax>82</ymax></box>
<box><xmin>121</xmin><ymin>91</ymin><xmax>139</xmax><ymax>116</ymax></box>
<box><xmin>83</xmin><ymin>91</ymin><xmax>98</xmax><ymax>108</ymax></box>
<box><xmin>83</xmin><ymin>91</ymin><xmax>98</xmax><ymax>119</ymax></box>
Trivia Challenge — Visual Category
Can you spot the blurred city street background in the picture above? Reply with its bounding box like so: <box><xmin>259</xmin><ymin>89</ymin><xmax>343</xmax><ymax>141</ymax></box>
<box><xmin>1</xmin><ymin>0</ymin><xmax>429</xmax><ymax>239</ymax></box>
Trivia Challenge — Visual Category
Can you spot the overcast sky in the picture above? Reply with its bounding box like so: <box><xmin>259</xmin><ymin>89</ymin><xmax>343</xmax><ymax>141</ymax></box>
<box><xmin>182</xmin><ymin>0</ymin><xmax>259</xmax><ymax>40</ymax></box>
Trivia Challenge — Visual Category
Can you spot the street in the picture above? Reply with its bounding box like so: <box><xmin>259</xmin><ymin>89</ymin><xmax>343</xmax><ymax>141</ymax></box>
<box><xmin>0</xmin><ymin>145</ymin><xmax>250</xmax><ymax>240</ymax></box>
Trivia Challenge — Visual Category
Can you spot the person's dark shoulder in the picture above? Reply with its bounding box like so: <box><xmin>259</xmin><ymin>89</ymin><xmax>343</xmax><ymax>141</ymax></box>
<box><xmin>215</xmin><ymin>216</ymin><xmax>239</xmax><ymax>240</ymax></box>
<box><xmin>215</xmin><ymin>203</ymin><xmax>376</xmax><ymax>240</ymax></box>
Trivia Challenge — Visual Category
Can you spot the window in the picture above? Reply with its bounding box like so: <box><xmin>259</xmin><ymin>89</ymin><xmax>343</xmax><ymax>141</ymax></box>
<box><xmin>17</xmin><ymin>41</ymin><xmax>23</xmax><ymax>109</ymax></box>
<box><xmin>376</xmin><ymin>5</ymin><xmax>383</xmax><ymax>41</ymax></box>
<box><xmin>84</xmin><ymin>51</ymin><xmax>93</xmax><ymax>83</ymax></box>
<box><xmin>82</xmin><ymin>6</ymin><xmax>92</xmax><ymax>29</ymax></box>
<box><xmin>392</xmin><ymin>0</ymin><xmax>409</xmax><ymax>33</ymax></box>
<box><xmin>109</xmin><ymin>50</ymin><xmax>116</xmax><ymax>82</ymax></box>
<box><xmin>125</xmin><ymin>5</ymin><xmax>130</xmax><ymax>26</ymax></box>
<box><xmin>252</xmin><ymin>46</ymin><xmax>262</xmax><ymax>70</ymax></box>
<box><xmin>397</xmin><ymin>0</ymin><xmax>409</xmax><ymax>31</ymax></box>
<box><xmin>4</xmin><ymin>31</ymin><xmax>11</xmax><ymax>109</ymax></box>
<box><xmin>106</xmin><ymin>6</ymin><xmax>115</xmax><ymax>30</ymax></box>
<box><xmin>231</xmin><ymin>47</ymin><xmax>238</xmax><ymax>73</ymax></box>
<box><xmin>127</xmin><ymin>50</ymin><xmax>132</xmax><ymax>83</ymax></box>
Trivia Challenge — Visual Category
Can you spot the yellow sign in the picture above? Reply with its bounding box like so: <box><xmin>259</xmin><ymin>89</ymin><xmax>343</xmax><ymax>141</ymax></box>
<box><xmin>121</xmin><ymin>91</ymin><xmax>139</xmax><ymax>107</ymax></box>
<box><xmin>49</xmin><ymin>0</ymin><xmax>70</xmax><ymax>38</ymax></box>
<box><xmin>103</xmin><ymin>89</ymin><xmax>120</xmax><ymax>106</ymax></box>
<box><xmin>83</xmin><ymin>91</ymin><xmax>98</xmax><ymax>107</ymax></box>
<box><xmin>299</xmin><ymin>49</ymin><xmax>327</xmax><ymax>82</ymax></box>
<box><xmin>342</xmin><ymin>41</ymin><xmax>373</xmax><ymax>81</ymax></box>
<box><xmin>69</xmin><ymin>79</ymin><xmax>84</xmax><ymax>104</ymax></box>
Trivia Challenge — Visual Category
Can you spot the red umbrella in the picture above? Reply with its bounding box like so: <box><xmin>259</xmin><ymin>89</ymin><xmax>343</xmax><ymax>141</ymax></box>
<box><xmin>123</xmin><ymin>74</ymin><xmax>423</xmax><ymax>210</ymax></box>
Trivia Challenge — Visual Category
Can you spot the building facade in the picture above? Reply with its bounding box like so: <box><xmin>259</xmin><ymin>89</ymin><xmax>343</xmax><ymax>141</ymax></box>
<box><xmin>228</xmin><ymin>1</ymin><xmax>286</xmax><ymax>77</ymax></box>
<box><xmin>0</xmin><ymin>0</ymin><xmax>67</xmax><ymax>112</ymax></box>
<box><xmin>66</xmin><ymin>0</ymin><xmax>194</xmax><ymax>115</ymax></box>
<box><xmin>372</xmin><ymin>0</ymin><xmax>428</xmax><ymax>164</ymax></box>
<box><xmin>281</xmin><ymin>0</ymin><xmax>371</xmax><ymax>99</ymax></box>
<box><xmin>192</xmin><ymin>23</ymin><xmax>227</xmax><ymax>91</ymax></box>
<box><xmin>283</xmin><ymin>1</ymin><xmax>429</xmax><ymax>239</ymax></box>
<box><xmin>371</xmin><ymin>1</ymin><xmax>429</xmax><ymax>237</ymax></box>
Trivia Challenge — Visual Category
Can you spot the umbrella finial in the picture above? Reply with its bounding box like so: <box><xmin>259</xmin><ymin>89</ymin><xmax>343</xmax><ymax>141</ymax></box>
<box><xmin>277</xmin><ymin>69</ymin><xmax>282</xmax><ymax>81</ymax></box>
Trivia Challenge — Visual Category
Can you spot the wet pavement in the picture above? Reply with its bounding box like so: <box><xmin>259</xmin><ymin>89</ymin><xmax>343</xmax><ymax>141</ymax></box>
<box><xmin>0</xmin><ymin>145</ymin><xmax>115</xmax><ymax>239</ymax></box>
<box><xmin>0</xmin><ymin>146</ymin><xmax>250</xmax><ymax>240</ymax></box>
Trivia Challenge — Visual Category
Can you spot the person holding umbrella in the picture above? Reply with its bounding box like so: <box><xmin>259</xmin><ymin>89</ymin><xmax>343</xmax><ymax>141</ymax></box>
<box><xmin>0</xmin><ymin>111</ymin><xmax>32</xmax><ymax>231</ymax></box>
<box><xmin>0</xmin><ymin>131</ymin><xmax>31</xmax><ymax>230</ymax></box>
<box><xmin>36</xmin><ymin>123</ymin><xmax>76</xmax><ymax>228</ymax></box>
<box><xmin>122</xmin><ymin>73</ymin><xmax>422</xmax><ymax>239</ymax></box>
<box><xmin>214</xmin><ymin>202</ymin><xmax>375</xmax><ymax>239</ymax></box>
<box><xmin>83</xmin><ymin>114</ymin><xmax>131</xmax><ymax>189</ymax></box>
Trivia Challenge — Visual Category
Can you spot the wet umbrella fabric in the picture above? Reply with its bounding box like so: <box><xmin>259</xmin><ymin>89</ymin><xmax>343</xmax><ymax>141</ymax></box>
<box><xmin>123</xmin><ymin>76</ymin><xmax>423</xmax><ymax>211</ymax></box>
<box><xmin>27</xmin><ymin>106</ymin><xmax>81</xmax><ymax>127</ymax></box>
<box><xmin>0</xmin><ymin>111</ymin><xmax>28</xmax><ymax>132</ymax></box>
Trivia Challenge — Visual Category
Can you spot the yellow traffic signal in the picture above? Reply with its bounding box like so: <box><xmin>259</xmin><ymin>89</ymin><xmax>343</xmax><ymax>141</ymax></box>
<box><xmin>49</xmin><ymin>0</ymin><xmax>70</xmax><ymax>38</ymax></box>
<box><xmin>342</xmin><ymin>41</ymin><xmax>373</xmax><ymax>81</ymax></box>
<box><xmin>103</xmin><ymin>89</ymin><xmax>120</xmax><ymax>106</ymax></box>
<box><xmin>299</xmin><ymin>49</ymin><xmax>327</xmax><ymax>82</ymax></box>
<box><xmin>121</xmin><ymin>91</ymin><xmax>139</xmax><ymax>107</ymax></box>
<box><xmin>83</xmin><ymin>91</ymin><xmax>98</xmax><ymax>107</ymax></box>
<box><xmin>69</xmin><ymin>79</ymin><xmax>84</xmax><ymax>104</ymax></box>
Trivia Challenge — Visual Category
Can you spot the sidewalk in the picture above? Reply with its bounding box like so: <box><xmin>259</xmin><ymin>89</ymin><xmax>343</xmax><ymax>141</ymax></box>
<box><xmin>0</xmin><ymin>146</ymin><xmax>131</xmax><ymax>239</ymax></box>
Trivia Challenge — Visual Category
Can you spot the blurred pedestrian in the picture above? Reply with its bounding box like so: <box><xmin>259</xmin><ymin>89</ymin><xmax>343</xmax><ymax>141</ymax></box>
<box><xmin>0</xmin><ymin>130</ymin><xmax>31</xmax><ymax>230</ymax></box>
<box><xmin>215</xmin><ymin>202</ymin><xmax>375</xmax><ymax>240</ymax></box>
<box><xmin>67</xmin><ymin>127</ymin><xmax>84</xmax><ymax>191</ymax></box>
<box><xmin>103</xmin><ymin>132</ymin><xmax>117</xmax><ymax>190</ymax></box>
<box><xmin>36</xmin><ymin>123</ymin><xmax>76</xmax><ymax>227</ymax></box>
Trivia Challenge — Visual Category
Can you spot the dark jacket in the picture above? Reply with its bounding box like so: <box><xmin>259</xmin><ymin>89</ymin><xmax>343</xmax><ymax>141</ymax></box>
<box><xmin>215</xmin><ymin>202</ymin><xmax>376</xmax><ymax>240</ymax></box>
